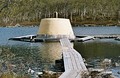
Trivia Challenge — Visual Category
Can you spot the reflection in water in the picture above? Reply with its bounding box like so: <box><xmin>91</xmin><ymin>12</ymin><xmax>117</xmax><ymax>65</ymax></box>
<box><xmin>0</xmin><ymin>42</ymin><xmax>62</xmax><ymax>77</ymax></box>
<box><xmin>74</xmin><ymin>39</ymin><xmax>120</xmax><ymax>69</ymax></box>
<box><xmin>38</xmin><ymin>42</ymin><xmax>62</xmax><ymax>70</ymax></box>
<box><xmin>74</xmin><ymin>39</ymin><xmax>120</xmax><ymax>77</ymax></box>
<box><xmin>74</xmin><ymin>39</ymin><xmax>120</xmax><ymax>59</ymax></box>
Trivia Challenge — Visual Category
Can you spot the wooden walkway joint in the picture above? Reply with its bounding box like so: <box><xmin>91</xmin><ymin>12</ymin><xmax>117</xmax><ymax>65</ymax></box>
<box><xmin>59</xmin><ymin>38</ymin><xmax>88</xmax><ymax>78</ymax></box>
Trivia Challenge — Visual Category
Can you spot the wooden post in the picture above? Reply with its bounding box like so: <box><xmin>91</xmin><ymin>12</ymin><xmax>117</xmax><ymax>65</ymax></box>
<box><xmin>55</xmin><ymin>12</ymin><xmax>58</xmax><ymax>18</ymax></box>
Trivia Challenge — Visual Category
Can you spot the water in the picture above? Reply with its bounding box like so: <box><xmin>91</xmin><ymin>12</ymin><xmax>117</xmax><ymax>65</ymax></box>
<box><xmin>0</xmin><ymin>27</ymin><xmax>38</xmax><ymax>45</ymax></box>
<box><xmin>74</xmin><ymin>39</ymin><xmax>120</xmax><ymax>58</ymax></box>
<box><xmin>73</xmin><ymin>26</ymin><xmax>120</xmax><ymax>35</ymax></box>
<box><xmin>0</xmin><ymin>26</ymin><xmax>120</xmax><ymax>77</ymax></box>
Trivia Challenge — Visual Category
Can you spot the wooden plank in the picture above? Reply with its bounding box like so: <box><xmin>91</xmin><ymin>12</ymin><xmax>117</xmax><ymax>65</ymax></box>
<box><xmin>70</xmin><ymin>50</ymin><xmax>87</xmax><ymax>76</ymax></box>
<box><xmin>63</xmin><ymin>51</ymin><xmax>73</xmax><ymax>70</ymax></box>
<box><xmin>70</xmin><ymin>49</ymin><xmax>87</xmax><ymax>71</ymax></box>
<box><xmin>59</xmin><ymin>70</ymin><xmax>82</xmax><ymax>78</ymax></box>
<box><xmin>60</xmin><ymin>38</ymin><xmax>73</xmax><ymax>48</ymax></box>
<box><xmin>75</xmin><ymin>52</ymin><xmax>87</xmax><ymax>71</ymax></box>
<box><xmin>59</xmin><ymin>38</ymin><xmax>88</xmax><ymax>78</ymax></box>
<box><xmin>72</xmin><ymin>49</ymin><xmax>87</xmax><ymax>71</ymax></box>
<box><xmin>69</xmin><ymin>52</ymin><xmax>78</xmax><ymax>70</ymax></box>
<box><xmin>71</xmin><ymin>51</ymin><xmax>83</xmax><ymax>70</ymax></box>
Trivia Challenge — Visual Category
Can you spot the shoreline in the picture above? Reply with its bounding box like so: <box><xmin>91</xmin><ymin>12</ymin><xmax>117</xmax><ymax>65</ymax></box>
<box><xmin>71</xmin><ymin>20</ymin><xmax>120</xmax><ymax>27</ymax></box>
<box><xmin>0</xmin><ymin>20</ymin><xmax>120</xmax><ymax>27</ymax></box>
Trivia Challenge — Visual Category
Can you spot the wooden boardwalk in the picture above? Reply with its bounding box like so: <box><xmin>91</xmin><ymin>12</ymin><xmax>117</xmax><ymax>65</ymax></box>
<box><xmin>59</xmin><ymin>38</ymin><xmax>88</xmax><ymax>78</ymax></box>
<box><xmin>93</xmin><ymin>34</ymin><xmax>120</xmax><ymax>38</ymax></box>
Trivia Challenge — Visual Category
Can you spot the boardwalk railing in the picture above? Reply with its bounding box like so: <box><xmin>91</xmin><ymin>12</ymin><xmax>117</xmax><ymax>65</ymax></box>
<box><xmin>59</xmin><ymin>38</ymin><xmax>88</xmax><ymax>78</ymax></box>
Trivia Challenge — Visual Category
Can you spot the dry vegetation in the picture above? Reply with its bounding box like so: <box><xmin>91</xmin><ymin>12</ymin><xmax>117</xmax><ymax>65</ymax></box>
<box><xmin>0</xmin><ymin>0</ymin><xmax>120</xmax><ymax>26</ymax></box>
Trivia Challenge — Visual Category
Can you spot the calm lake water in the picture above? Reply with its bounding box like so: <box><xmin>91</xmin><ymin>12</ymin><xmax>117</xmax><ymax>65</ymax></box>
<box><xmin>0</xmin><ymin>26</ymin><xmax>120</xmax><ymax>77</ymax></box>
